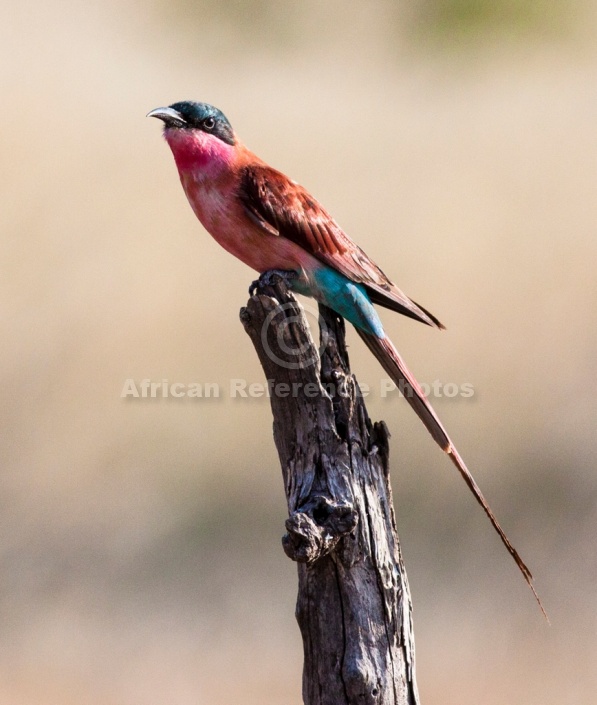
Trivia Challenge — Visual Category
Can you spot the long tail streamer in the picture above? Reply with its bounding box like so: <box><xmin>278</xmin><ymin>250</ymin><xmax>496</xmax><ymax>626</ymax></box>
<box><xmin>356</xmin><ymin>330</ymin><xmax>548</xmax><ymax>621</ymax></box>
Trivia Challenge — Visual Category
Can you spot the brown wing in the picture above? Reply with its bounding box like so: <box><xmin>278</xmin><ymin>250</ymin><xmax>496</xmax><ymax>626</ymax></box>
<box><xmin>239</xmin><ymin>163</ymin><xmax>444</xmax><ymax>329</ymax></box>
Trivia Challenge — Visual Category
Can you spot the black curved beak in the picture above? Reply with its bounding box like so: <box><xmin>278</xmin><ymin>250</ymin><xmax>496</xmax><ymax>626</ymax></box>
<box><xmin>146</xmin><ymin>107</ymin><xmax>187</xmax><ymax>128</ymax></box>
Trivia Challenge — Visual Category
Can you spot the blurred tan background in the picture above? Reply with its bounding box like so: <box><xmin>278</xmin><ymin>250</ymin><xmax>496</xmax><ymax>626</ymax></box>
<box><xmin>1</xmin><ymin>1</ymin><xmax>596</xmax><ymax>703</ymax></box>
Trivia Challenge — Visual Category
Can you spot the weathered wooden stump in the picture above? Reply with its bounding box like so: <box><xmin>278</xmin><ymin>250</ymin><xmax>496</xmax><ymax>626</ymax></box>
<box><xmin>240</xmin><ymin>277</ymin><xmax>419</xmax><ymax>705</ymax></box>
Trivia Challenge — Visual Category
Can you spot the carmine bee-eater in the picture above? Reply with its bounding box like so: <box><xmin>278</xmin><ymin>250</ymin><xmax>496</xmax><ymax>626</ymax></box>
<box><xmin>148</xmin><ymin>100</ymin><xmax>545</xmax><ymax>615</ymax></box>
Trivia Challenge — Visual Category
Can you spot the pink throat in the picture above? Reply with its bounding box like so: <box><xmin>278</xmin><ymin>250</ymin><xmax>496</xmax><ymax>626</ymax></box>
<box><xmin>164</xmin><ymin>128</ymin><xmax>236</xmax><ymax>174</ymax></box>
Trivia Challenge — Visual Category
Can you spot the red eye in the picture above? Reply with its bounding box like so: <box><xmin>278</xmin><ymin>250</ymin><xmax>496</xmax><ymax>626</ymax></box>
<box><xmin>202</xmin><ymin>117</ymin><xmax>215</xmax><ymax>130</ymax></box>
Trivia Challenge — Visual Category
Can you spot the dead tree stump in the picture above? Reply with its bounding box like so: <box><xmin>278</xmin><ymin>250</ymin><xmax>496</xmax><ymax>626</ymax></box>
<box><xmin>240</xmin><ymin>277</ymin><xmax>420</xmax><ymax>705</ymax></box>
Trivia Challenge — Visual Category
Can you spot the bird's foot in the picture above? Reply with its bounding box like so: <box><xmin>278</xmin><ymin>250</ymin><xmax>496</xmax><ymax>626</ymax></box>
<box><xmin>249</xmin><ymin>269</ymin><xmax>298</xmax><ymax>296</ymax></box>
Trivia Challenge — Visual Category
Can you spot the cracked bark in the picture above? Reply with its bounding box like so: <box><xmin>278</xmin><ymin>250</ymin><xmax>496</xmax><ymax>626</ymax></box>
<box><xmin>240</xmin><ymin>278</ymin><xmax>420</xmax><ymax>705</ymax></box>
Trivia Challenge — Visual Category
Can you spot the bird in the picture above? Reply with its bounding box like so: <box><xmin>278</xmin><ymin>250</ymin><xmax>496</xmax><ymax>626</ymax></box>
<box><xmin>148</xmin><ymin>100</ymin><xmax>545</xmax><ymax>617</ymax></box>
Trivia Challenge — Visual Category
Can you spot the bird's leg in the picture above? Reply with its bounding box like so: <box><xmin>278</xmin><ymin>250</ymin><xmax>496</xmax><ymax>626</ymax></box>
<box><xmin>249</xmin><ymin>269</ymin><xmax>298</xmax><ymax>295</ymax></box>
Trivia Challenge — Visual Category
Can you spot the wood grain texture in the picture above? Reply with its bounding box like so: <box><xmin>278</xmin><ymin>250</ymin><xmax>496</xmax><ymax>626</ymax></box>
<box><xmin>240</xmin><ymin>277</ymin><xmax>419</xmax><ymax>705</ymax></box>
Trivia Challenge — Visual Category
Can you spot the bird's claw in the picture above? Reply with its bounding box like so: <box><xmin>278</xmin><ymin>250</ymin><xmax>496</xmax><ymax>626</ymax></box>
<box><xmin>249</xmin><ymin>269</ymin><xmax>297</xmax><ymax>295</ymax></box>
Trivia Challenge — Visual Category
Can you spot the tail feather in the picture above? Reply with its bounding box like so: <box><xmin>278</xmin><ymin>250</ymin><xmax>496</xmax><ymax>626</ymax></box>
<box><xmin>356</xmin><ymin>329</ymin><xmax>548</xmax><ymax>621</ymax></box>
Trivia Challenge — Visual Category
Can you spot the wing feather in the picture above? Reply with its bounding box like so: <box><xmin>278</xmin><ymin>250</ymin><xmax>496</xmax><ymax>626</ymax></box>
<box><xmin>239</xmin><ymin>164</ymin><xmax>444</xmax><ymax>329</ymax></box>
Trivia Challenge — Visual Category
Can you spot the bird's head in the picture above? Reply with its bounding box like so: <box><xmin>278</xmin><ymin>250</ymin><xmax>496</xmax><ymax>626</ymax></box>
<box><xmin>147</xmin><ymin>101</ymin><xmax>237</xmax><ymax>173</ymax></box>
